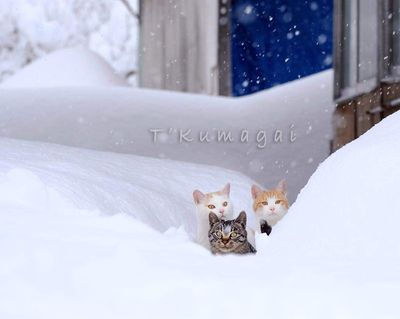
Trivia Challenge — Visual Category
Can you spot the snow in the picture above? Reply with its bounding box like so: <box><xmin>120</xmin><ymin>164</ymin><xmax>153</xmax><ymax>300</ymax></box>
<box><xmin>0</xmin><ymin>70</ymin><xmax>335</xmax><ymax>203</ymax></box>
<box><xmin>2</xmin><ymin>44</ymin><xmax>392</xmax><ymax>316</ymax></box>
<box><xmin>274</xmin><ymin>111</ymin><xmax>400</xmax><ymax>269</ymax></box>
<box><xmin>1</xmin><ymin>108</ymin><xmax>400</xmax><ymax>318</ymax></box>
<box><xmin>1</xmin><ymin>2</ymin><xmax>395</xmax><ymax>317</ymax></box>
<box><xmin>0</xmin><ymin>0</ymin><xmax>138</xmax><ymax>85</ymax></box>
<box><xmin>0</xmin><ymin>47</ymin><xmax>127</xmax><ymax>88</ymax></box>
<box><xmin>0</xmin><ymin>138</ymin><xmax>258</xmax><ymax>318</ymax></box>
<box><xmin>0</xmin><ymin>138</ymin><xmax>256</xmax><ymax>234</ymax></box>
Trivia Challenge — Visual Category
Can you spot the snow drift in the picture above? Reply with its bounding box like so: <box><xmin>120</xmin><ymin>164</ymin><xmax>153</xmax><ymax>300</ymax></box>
<box><xmin>269</xmin><ymin>109</ymin><xmax>400</xmax><ymax>272</ymax></box>
<box><xmin>0</xmin><ymin>69</ymin><xmax>334</xmax><ymax>203</ymax></box>
<box><xmin>0</xmin><ymin>47</ymin><xmax>127</xmax><ymax>88</ymax></box>
<box><xmin>1</xmin><ymin>108</ymin><xmax>400</xmax><ymax>318</ymax></box>
<box><xmin>0</xmin><ymin>138</ymin><xmax>256</xmax><ymax>235</ymax></box>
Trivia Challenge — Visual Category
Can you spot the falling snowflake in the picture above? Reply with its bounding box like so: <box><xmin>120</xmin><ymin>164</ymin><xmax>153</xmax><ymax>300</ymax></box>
<box><xmin>318</xmin><ymin>34</ymin><xmax>327</xmax><ymax>44</ymax></box>
<box><xmin>244</xmin><ymin>5</ymin><xmax>253</xmax><ymax>15</ymax></box>
<box><xmin>231</xmin><ymin>0</ymin><xmax>333</xmax><ymax>96</ymax></box>
<box><xmin>77</xmin><ymin>117</ymin><xmax>85</xmax><ymax>124</ymax></box>
<box><xmin>310</xmin><ymin>2</ymin><xmax>319</xmax><ymax>11</ymax></box>
<box><xmin>283</xmin><ymin>12</ymin><xmax>293</xmax><ymax>23</ymax></box>
<box><xmin>323</xmin><ymin>55</ymin><xmax>333</xmax><ymax>66</ymax></box>
<box><xmin>249</xmin><ymin>159</ymin><xmax>264</xmax><ymax>173</ymax></box>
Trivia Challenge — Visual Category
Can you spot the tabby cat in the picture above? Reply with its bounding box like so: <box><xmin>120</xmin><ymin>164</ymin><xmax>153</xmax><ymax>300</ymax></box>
<box><xmin>208</xmin><ymin>211</ymin><xmax>256</xmax><ymax>255</ymax></box>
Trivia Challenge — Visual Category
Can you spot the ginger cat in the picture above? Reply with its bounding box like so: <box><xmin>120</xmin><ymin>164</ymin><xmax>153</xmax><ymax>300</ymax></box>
<box><xmin>251</xmin><ymin>180</ymin><xmax>289</xmax><ymax>235</ymax></box>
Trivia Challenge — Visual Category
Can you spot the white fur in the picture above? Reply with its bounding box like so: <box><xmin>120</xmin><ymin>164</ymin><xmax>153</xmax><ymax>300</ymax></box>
<box><xmin>252</xmin><ymin>180</ymin><xmax>288</xmax><ymax>233</ymax></box>
<box><xmin>193</xmin><ymin>184</ymin><xmax>233</xmax><ymax>249</ymax></box>
<box><xmin>254</xmin><ymin>194</ymin><xmax>288</xmax><ymax>231</ymax></box>
<box><xmin>193</xmin><ymin>184</ymin><xmax>256</xmax><ymax>250</ymax></box>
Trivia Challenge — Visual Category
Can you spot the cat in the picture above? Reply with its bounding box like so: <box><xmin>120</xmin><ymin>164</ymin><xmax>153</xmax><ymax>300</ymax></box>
<box><xmin>208</xmin><ymin>211</ymin><xmax>256</xmax><ymax>255</ymax></box>
<box><xmin>251</xmin><ymin>179</ymin><xmax>289</xmax><ymax>235</ymax></box>
<box><xmin>193</xmin><ymin>183</ymin><xmax>234</xmax><ymax>249</ymax></box>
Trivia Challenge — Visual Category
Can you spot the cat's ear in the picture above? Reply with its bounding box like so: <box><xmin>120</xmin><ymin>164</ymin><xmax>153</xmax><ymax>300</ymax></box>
<box><xmin>251</xmin><ymin>185</ymin><xmax>263</xmax><ymax>199</ymax></box>
<box><xmin>221</xmin><ymin>183</ymin><xmax>230</xmax><ymax>195</ymax></box>
<box><xmin>276</xmin><ymin>179</ymin><xmax>287</xmax><ymax>195</ymax></box>
<box><xmin>235</xmin><ymin>211</ymin><xmax>247</xmax><ymax>227</ymax></box>
<box><xmin>193</xmin><ymin>190</ymin><xmax>205</xmax><ymax>204</ymax></box>
<box><xmin>209</xmin><ymin>212</ymin><xmax>219</xmax><ymax>226</ymax></box>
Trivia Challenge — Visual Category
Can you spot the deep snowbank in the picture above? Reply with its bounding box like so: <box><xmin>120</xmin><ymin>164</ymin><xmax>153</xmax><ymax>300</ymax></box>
<box><xmin>1</xmin><ymin>107</ymin><xmax>400</xmax><ymax>318</ymax></box>
<box><xmin>0</xmin><ymin>138</ymin><xmax>256</xmax><ymax>235</ymax></box>
<box><xmin>0</xmin><ymin>70</ymin><xmax>334</xmax><ymax>202</ymax></box>
<box><xmin>268</xmin><ymin>109</ymin><xmax>400</xmax><ymax>276</ymax></box>
<box><xmin>0</xmin><ymin>47</ymin><xmax>127</xmax><ymax>88</ymax></box>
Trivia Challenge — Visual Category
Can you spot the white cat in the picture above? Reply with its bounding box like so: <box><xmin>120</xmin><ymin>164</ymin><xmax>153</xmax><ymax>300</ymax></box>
<box><xmin>193</xmin><ymin>183</ymin><xmax>256</xmax><ymax>250</ymax></box>
<box><xmin>193</xmin><ymin>183</ymin><xmax>233</xmax><ymax>249</ymax></box>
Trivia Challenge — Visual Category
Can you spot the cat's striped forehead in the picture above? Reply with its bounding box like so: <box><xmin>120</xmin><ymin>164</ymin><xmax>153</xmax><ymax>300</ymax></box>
<box><xmin>214</xmin><ymin>220</ymin><xmax>241</xmax><ymax>232</ymax></box>
<box><xmin>209</xmin><ymin>218</ymin><xmax>247</xmax><ymax>250</ymax></box>
<box><xmin>222</xmin><ymin>221</ymin><xmax>233</xmax><ymax>234</ymax></box>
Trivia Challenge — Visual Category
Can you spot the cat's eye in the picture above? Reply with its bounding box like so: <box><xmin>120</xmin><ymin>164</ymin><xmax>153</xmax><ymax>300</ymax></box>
<box><xmin>222</xmin><ymin>201</ymin><xmax>228</xmax><ymax>207</ymax></box>
<box><xmin>208</xmin><ymin>204</ymin><xmax>216</xmax><ymax>209</ymax></box>
<box><xmin>262</xmin><ymin>201</ymin><xmax>268</xmax><ymax>206</ymax></box>
<box><xmin>216</xmin><ymin>231</ymin><xmax>223</xmax><ymax>238</ymax></box>
<box><xmin>230</xmin><ymin>232</ymin><xmax>237</xmax><ymax>238</ymax></box>
<box><xmin>275</xmin><ymin>200</ymin><xmax>281</xmax><ymax>204</ymax></box>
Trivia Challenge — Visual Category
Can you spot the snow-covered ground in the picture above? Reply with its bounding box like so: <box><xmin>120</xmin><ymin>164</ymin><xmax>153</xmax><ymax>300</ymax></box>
<box><xmin>0</xmin><ymin>47</ymin><xmax>127</xmax><ymax>88</ymax></box>
<box><xmin>0</xmin><ymin>0</ymin><xmax>138</xmax><ymax>84</ymax></box>
<box><xmin>0</xmin><ymin>58</ymin><xmax>334</xmax><ymax>203</ymax></box>
<box><xmin>1</xmin><ymin>108</ymin><xmax>400</xmax><ymax>318</ymax></box>
<box><xmin>0</xmin><ymin>138</ymin><xmax>256</xmax><ymax>235</ymax></box>
<box><xmin>2</xmin><ymin>43</ymin><xmax>396</xmax><ymax>318</ymax></box>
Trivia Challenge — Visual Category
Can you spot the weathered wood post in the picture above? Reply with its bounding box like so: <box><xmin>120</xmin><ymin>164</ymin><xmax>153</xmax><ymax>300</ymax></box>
<box><xmin>331</xmin><ymin>0</ymin><xmax>400</xmax><ymax>152</ymax></box>
<box><xmin>218</xmin><ymin>0</ymin><xmax>232</xmax><ymax>96</ymax></box>
<box><xmin>139</xmin><ymin>0</ymin><xmax>231</xmax><ymax>96</ymax></box>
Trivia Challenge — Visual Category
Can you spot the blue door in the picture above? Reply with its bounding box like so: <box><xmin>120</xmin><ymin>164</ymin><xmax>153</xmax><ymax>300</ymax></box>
<box><xmin>231</xmin><ymin>0</ymin><xmax>333</xmax><ymax>96</ymax></box>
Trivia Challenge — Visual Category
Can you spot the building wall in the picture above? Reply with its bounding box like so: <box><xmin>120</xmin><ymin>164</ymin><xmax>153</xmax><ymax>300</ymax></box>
<box><xmin>139</xmin><ymin>0</ymin><xmax>219</xmax><ymax>95</ymax></box>
<box><xmin>332</xmin><ymin>0</ymin><xmax>400</xmax><ymax>152</ymax></box>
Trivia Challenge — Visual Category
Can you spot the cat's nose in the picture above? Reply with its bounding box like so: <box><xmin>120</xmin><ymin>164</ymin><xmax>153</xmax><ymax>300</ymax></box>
<box><xmin>219</xmin><ymin>209</ymin><xmax>224</xmax><ymax>214</ymax></box>
<box><xmin>270</xmin><ymin>207</ymin><xmax>275</xmax><ymax>212</ymax></box>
